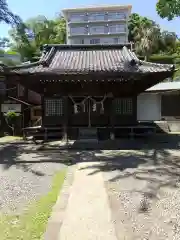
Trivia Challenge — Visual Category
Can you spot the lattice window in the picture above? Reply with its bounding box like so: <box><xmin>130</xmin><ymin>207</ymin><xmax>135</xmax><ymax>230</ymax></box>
<box><xmin>114</xmin><ymin>99</ymin><xmax>122</xmax><ymax>114</ymax></box>
<box><xmin>45</xmin><ymin>98</ymin><xmax>63</xmax><ymax>116</ymax></box>
<box><xmin>114</xmin><ymin>98</ymin><xmax>133</xmax><ymax>115</ymax></box>
<box><xmin>122</xmin><ymin>98</ymin><xmax>133</xmax><ymax>115</ymax></box>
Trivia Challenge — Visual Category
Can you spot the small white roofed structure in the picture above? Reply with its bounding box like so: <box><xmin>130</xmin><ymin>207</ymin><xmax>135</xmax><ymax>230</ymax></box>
<box><xmin>146</xmin><ymin>81</ymin><xmax>180</xmax><ymax>92</ymax></box>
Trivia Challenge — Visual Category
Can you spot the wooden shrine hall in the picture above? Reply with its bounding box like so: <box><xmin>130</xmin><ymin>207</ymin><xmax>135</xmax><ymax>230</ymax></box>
<box><xmin>0</xmin><ymin>44</ymin><xmax>175</xmax><ymax>141</ymax></box>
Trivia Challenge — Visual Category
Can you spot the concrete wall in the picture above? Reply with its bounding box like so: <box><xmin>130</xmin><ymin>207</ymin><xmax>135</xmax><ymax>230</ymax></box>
<box><xmin>137</xmin><ymin>93</ymin><xmax>161</xmax><ymax>121</ymax></box>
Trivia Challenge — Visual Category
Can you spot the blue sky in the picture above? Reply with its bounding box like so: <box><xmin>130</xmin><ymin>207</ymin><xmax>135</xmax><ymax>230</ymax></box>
<box><xmin>0</xmin><ymin>0</ymin><xmax>179</xmax><ymax>38</ymax></box>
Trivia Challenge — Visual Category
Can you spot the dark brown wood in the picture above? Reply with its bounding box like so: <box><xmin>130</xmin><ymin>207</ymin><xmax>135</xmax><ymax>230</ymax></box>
<box><xmin>161</xmin><ymin>93</ymin><xmax>180</xmax><ymax>117</ymax></box>
<box><xmin>41</xmin><ymin>93</ymin><xmax>45</xmax><ymax>127</ymax></box>
<box><xmin>63</xmin><ymin>96</ymin><xmax>68</xmax><ymax>141</ymax></box>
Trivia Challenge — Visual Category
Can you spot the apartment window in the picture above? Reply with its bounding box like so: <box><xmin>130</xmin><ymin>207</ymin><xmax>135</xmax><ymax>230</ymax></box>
<box><xmin>113</xmin><ymin>37</ymin><xmax>126</xmax><ymax>44</ymax></box>
<box><xmin>70</xmin><ymin>26</ymin><xmax>86</xmax><ymax>35</ymax></box>
<box><xmin>109</xmin><ymin>24</ymin><xmax>125</xmax><ymax>33</ymax></box>
<box><xmin>90</xmin><ymin>38</ymin><xmax>100</xmax><ymax>44</ymax></box>
<box><xmin>88</xmin><ymin>12</ymin><xmax>105</xmax><ymax>21</ymax></box>
<box><xmin>73</xmin><ymin>39</ymin><xmax>84</xmax><ymax>44</ymax></box>
<box><xmin>108</xmin><ymin>12</ymin><xmax>126</xmax><ymax>20</ymax></box>
<box><xmin>113</xmin><ymin>38</ymin><xmax>119</xmax><ymax>44</ymax></box>
<box><xmin>89</xmin><ymin>25</ymin><xmax>105</xmax><ymax>34</ymax></box>
<box><xmin>119</xmin><ymin>36</ymin><xmax>126</xmax><ymax>43</ymax></box>
<box><xmin>45</xmin><ymin>99</ymin><xmax>64</xmax><ymax>116</ymax></box>
<box><xmin>69</xmin><ymin>13</ymin><xmax>85</xmax><ymax>22</ymax></box>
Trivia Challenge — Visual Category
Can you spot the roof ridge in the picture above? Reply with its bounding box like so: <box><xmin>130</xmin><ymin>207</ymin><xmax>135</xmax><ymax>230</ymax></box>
<box><xmin>139</xmin><ymin>60</ymin><xmax>175</xmax><ymax>70</ymax></box>
<box><xmin>6</xmin><ymin>60</ymin><xmax>44</xmax><ymax>70</ymax></box>
<box><xmin>42</xmin><ymin>43</ymin><xmax>132</xmax><ymax>51</ymax></box>
<box><xmin>42</xmin><ymin>47</ymin><xmax>56</xmax><ymax>67</ymax></box>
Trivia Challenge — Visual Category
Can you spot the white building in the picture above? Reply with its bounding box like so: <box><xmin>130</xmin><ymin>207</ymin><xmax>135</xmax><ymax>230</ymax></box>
<box><xmin>62</xmin><ymin>5</ymin><xmax>131</xmax><ymax>45</ymax></box>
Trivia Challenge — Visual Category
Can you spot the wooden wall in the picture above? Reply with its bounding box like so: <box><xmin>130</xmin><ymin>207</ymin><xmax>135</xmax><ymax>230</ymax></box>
<box><xmin>161</xmin><ymin>92</ymin><xmax>180</xmax><ymax>119</ymax></box>
<box><xmin>42</xmin><ymin>95</ymin><xmax>137</xmax><ymax>127</ymax></box>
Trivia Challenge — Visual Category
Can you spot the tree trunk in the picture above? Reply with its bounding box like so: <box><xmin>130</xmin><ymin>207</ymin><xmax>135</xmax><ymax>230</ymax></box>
<box><xmin>144</xmin><ymin>55</ymin><xmax>148</xmax><ymax>61</ymax></box>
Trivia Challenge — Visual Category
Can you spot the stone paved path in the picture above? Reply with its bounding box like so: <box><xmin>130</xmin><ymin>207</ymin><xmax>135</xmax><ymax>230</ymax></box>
<box><xmin>58</xmin><ymin>161</ymin><xmax>117</xmax><ymax>240</ymax></box>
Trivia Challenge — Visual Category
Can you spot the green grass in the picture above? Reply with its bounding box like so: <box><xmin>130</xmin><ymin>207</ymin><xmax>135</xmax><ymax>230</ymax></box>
<box><xmin>0</xmin><ymin>169</ymin><xmax>66</xmax><ymax>240</ymax></box>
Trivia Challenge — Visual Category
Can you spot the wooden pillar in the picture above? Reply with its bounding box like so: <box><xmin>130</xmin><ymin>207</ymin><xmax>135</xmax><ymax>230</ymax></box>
<box><xmin>133</xmin><ymin>95</ymin><xmax>137</xmax><ymax>124</ymax></box>
<box><xmin>41</xmin><ymin>94</ymin><xmax>45</xmax><ymax>128</ymax></box>
<box><xmin>41</xmin><ymin>87</ymin><xmax>46</xmax><ymax>128</ymax></box>
<box><xmin>110</xmin><ymin>97</ymin><xmax>115</xmax><ymax>140</ymax></box>
<box><xmin>63</xmin><ymin>96</ymin><xmax>68</xmax><ymax>142</ymax></box>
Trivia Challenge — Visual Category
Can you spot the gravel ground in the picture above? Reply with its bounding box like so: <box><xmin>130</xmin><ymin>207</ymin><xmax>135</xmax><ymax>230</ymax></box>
<box><xmin>0</xmin><ymin>143</ymin><xmax>69</xmax><ymax>214</ymax></box>
<box><xmin>1</xmin><ymin>140</ymin><xmax>180</xmax><ymax>239</ymax></box>
<box><xmin>97</xmin><ymin>149</ymin><xmax>180</xmax><ymax>240</ymax></box>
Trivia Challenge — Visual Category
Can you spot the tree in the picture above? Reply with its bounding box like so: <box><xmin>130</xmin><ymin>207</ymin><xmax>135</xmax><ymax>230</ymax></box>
<box><xmin>128</xmin><ymin>13</ymin><xmax>178</xmax><ymax>56</ymax></box>
<box><xmin>135</xmin><ymin>23</ymin><xmax>161</xmax><ymax>60</ymax></box>
<box><xmin>9</xmin><ymin>15</ymin><xmax>66</xmax><ymax>62</ymax></box>
<box><xmin>159</xmin><ymin>31</ymin><xmax>177</xmax><ymax>53</ymax></box>
<box><xmin>156</xmin><ymin>0</ymin><xmax>180</xmax><ymax>20</ymax></box>
<box><xmin>128</xmin><ymin>13</ymin><xmax>155</xmax><ymax>42</ymax></box>
<box><xmin>175</xmin><ymin>40</ymin><xmax>180</xmax><ymax>54</ymax></box>
<box><xmin>4</xmin><ymin>111</ymin><xmax>20</xmax><ymax>136</ymax></box>
<box><xmin>0</xmin><ymin>0</ymin><xmax>23</xmax><ymax>26</ymax></box>
<box><xmin>0</xmin><ymin>37</ymin><xmax>10</xmax><ymax>49</ymax></box>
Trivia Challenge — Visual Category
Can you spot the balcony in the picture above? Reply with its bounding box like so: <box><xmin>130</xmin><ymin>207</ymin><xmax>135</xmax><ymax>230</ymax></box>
<box><xmin>68</xmin><ymin>24</ymin><xmax>127</xmax><ymax>37</ymax></box>
<box><xmin>68</xmin><ymin>12</ymin><xmax>127</xmax><ymax>24</ymax></box>
<box><xmin>68</xmin><ymin>14</ymin><xmax>88</xmax><ymax>24</ymax></box>
<box><xmin>89</xmin><ymin>26</ymin><xmax>108</xmax><ymax>35</ymax></box>
<box><xmin>108</xmin><ymin>28</ymin><xmax>127</xmax><ymax>34</ymax></box>
<box><xmin>69</xmin><ymin>28</ymin><xmax>88</xmax><ymax>36</ymax></box>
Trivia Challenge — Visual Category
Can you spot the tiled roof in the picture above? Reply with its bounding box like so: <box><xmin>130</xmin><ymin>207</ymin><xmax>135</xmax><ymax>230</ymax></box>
<box><xmin>0</xmin><ymin>44</ymin><xmax>175</xmax><ymax>76</ymax></box>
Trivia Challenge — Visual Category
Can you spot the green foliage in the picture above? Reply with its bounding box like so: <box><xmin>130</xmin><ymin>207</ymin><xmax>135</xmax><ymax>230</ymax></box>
<box><xmin>136</xmin><ymin>25</ymin><xmax>161</xmax><ymax>60</ymax></box>
<box><xmin>9</xmin><ymin>15</ymin><xmax>66</xmax><ymax>62</ymax></box>
<box><xmin>4</xmin><ymin>111</ymin><xmax>19</xmax><ymax>123</ymax></box>
<box><xmin>0</xmin><ymin>0</ymin><xmax>23</xmax><ymax>26</ymax></box>
<box><xmin>0</xmin><ymin>58</ymin><xmax>18</xmax><ymax>66</ymax></box>
<box><xmin>128</xmin><ymin>13</ymin><xmax>177</xmax><ymax>60</ymax></box>
<box><xmin>156</xmin><ymin>0</ymin><xmax>180</xmax><ymax>20</ymax></box>
<box><xmin>176</xmin><ymin>41</ymin><xmax>180</xmax><ymax>55</ymax></box>
<box><xmin>148</xmin><ymin>55</ymin><xmax>175</xmax><ymax>64</ymax></box>
<box><xmin>5</xmin><ymin>50</ymin><xmax>19</xmax><ymax>55</ymax></box>
<box><xmin>0</xmin><ymin>37</ymin><xmax>9</xmax><ymax>49</ymax></box>
<box><xmin>128</xmin><ymin>13</ymin><xmax>154</xmax><ymax>42</ymax></box>
<box><xmin>159</xmin><ymin>31</ymin><xmax>177</xmax><ymax>53</ymax></box>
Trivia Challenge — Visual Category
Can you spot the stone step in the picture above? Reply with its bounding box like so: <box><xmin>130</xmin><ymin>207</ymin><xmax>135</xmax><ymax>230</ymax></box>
<box><xmin>79</xmin><ymin>128</ymin><xmax>97</xmax><ymax>139</ymax></box>
<box><xmin>154</xmin><ymin>121</ymin><xmax>170</xmax><ymax>133</ymax></box>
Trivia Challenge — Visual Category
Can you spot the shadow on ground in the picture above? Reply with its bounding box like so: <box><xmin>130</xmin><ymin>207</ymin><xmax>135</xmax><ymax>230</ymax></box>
<box><xmin>75</xmin><ymin>137</ymin><xmax>180</xmax><ymax>205</ymax></box>
<box><xmin>0</xmin><ymin>142</ymin><xmax>75</xmax><ymax>176</ymax></box>
<box><xmin>0</xmin><ymin>136</ymin><xmax>180</xmax><ymax>197</ymax></box>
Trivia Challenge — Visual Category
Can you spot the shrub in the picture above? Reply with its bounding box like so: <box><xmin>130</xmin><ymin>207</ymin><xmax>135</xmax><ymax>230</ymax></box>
<box><xmin>4</xmin><ymin>111</ymin><xmax>20</xmax><ymax>136</ymax></box>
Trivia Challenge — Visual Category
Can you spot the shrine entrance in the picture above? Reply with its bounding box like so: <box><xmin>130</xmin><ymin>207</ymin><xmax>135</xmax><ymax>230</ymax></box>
<box><xmin>68</xmin><ymin>96</ymin><xmax>109</xmax><ymax>127</ymax></box>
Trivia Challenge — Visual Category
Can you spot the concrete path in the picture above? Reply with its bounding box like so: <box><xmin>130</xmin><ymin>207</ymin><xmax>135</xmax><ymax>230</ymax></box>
<box><xmin>58</xmin><ymin>161</ymin><xmax>117</xmax><ymax>240</ymax></box>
